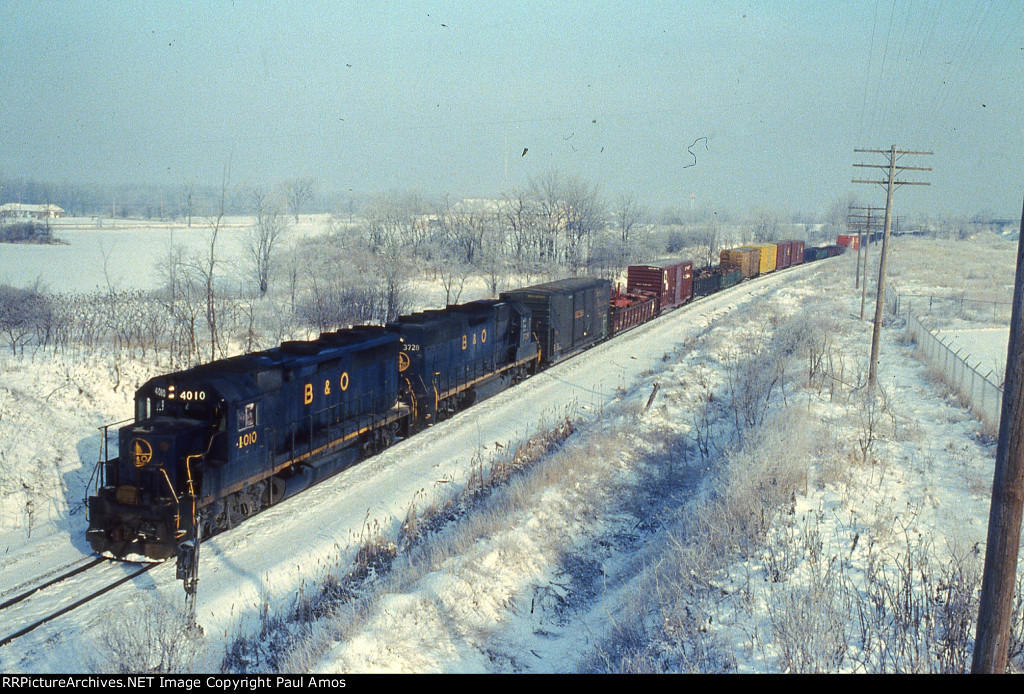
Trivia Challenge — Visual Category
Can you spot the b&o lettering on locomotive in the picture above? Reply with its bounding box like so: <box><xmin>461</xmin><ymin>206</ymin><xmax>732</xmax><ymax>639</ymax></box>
<box><xmin>130</xmin><ymin>438</ymin><xmax>153</xmax><ymax>467</ymax></box>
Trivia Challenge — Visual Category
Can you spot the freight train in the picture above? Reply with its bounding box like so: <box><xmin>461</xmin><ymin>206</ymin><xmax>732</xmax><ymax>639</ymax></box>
<box><xmin>86</xmin><ymin>240</ymin><xmax>844</xmax><ymax>561</ymax></box>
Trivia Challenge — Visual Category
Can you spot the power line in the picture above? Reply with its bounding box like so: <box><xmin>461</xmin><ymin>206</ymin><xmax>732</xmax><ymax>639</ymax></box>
<box><xmin>852</xmin><ymin>145</ymin><xmax>932</xmax><ymax>389</ymax></box>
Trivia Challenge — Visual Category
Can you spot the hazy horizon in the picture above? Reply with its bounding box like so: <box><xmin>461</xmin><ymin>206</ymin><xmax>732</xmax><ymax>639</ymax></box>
<box><xmin>2</xmin><ymin>1</ymin><xmax>1022</xmax><ymax>218</ymax></box>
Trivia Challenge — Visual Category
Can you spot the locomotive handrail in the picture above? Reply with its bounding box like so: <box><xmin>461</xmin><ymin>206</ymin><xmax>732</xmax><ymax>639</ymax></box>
<box><xmin>97</xmin><ymin>418</ymin><xmax>133</xmax><ymax>464</ymax></box>
<box><xmin>158</xmin><ymin>467</ymin><xmax>182</xmax><ymax>533</ymax></box>
<box><xmin>83</xmin><ymin>417</ymin><xmax>134</xmax><ymax>519</ymax></box>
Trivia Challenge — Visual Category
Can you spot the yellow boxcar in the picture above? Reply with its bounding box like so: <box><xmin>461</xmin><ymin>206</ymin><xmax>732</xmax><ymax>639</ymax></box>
<box><xmin>746</xmin><ymin>243</ymin><xmax>777</xmax><ymax>274</ymax></box>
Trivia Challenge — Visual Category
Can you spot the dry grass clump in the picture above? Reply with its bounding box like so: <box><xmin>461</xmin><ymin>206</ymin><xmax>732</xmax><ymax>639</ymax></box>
<box><xmin>93</xmin><ymin>597</ymin><xmax>204</xmax><ymax>673</ymax></box>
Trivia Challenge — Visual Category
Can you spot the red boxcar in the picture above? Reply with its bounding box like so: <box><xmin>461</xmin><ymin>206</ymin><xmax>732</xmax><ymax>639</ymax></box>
<box><xmin>775</xmin><ymin>241</ymin><xmax>793</xmax><ymax>270</ymax></box>
<box><xmin>837</xmin><ymin>234</ymin><xmax>860</xmax><ymax>249</ymax></box>
<box><xmin>627</xmin><ymin>260</ymin><xmax>693</xmax><ymax>312</ymax></box>
<box><xmin>778</xmin><ymin>239</ymin><xmax>804</xmax><ymax>265</ymax></box>
<box><xmin>790</xmin><ymin>240</ymin><xmax>805</xmax><ymax>264</ymax></box>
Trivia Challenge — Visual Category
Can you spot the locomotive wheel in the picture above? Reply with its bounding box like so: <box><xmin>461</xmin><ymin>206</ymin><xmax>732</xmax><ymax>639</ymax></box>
<box><xmin>381</xmin><ymin>421</ymin><xmax>400</xmax><ymax>448</ymax></box>
<box><xmin>263</xmin><ymin>477</ymin><xmax>286</xmax><ymax>506</ymax></box>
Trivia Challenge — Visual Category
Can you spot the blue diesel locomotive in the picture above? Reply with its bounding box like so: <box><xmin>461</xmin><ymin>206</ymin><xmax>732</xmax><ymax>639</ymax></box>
<box><xmin>86</xmin><ymin>297</ymin><xmax>546</xmax><ymax>560</ymax></box>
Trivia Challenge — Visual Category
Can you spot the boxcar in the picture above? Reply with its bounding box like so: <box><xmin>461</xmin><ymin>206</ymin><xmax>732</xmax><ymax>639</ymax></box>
<box><xmin>786</xmin><ymin>240</ymin><xmax>805</xmax><ymax>265</ymax></box>
<box><xmin>626</xmin><ymin>259</ymin><xmax>694</xmax><ymax>312</ymax></box>
<box><xmin>747</xmin><ymin>244</ymin><xmax>778</xmax><ymax>274</ymax></box>
<box><xmin>501</xmin><ymin>278</ymin><xmax>611</xmax><ymax>364</ymax></box>
<box><xmin>775</xmin><ymin>241</ymin><xmax>792</xmax><ymax>270</ymax></box>
<box><xmin>720</xmin><ymin>247</ymin><xmax>761</xmax><ymax>279</ymax></box>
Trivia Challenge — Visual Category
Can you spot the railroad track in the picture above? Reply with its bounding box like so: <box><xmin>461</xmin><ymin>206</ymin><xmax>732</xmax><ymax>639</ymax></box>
<box><xmin>0</xmin><ymin>556</ymin><xmax>159</xmax><ymax>648</ymax></box>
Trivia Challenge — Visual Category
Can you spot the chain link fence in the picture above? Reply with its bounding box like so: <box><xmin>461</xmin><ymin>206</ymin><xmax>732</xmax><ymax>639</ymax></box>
<box><xmin>887</xmin><ymin>288</ymin><xmax>1004</xmax><ymax>431</ymax></box>
<box><xmin>891</xmin><ymin>292</ymin><xmax>1012</xmax><ymax>326</ymax></box>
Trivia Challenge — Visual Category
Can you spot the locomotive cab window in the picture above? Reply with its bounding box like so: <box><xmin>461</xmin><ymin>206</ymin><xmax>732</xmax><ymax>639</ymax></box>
<box><xmin>237</xmin><ymin>402</ymin><xmax>257</xmax><ymax>431</ymax></box>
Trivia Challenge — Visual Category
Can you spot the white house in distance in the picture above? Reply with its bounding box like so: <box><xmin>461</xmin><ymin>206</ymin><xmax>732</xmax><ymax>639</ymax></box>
<box><xmin>0</xmin><ymin>203</ymin><xmax>64</xmax><ymax>220</ymax></box>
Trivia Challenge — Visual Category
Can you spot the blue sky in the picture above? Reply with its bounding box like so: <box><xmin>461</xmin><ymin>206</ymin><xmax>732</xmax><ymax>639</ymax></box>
<box><xmin>1</xmin><ymin>1</ymin><xmax>1022</xmax><ymax>216</ymax></box>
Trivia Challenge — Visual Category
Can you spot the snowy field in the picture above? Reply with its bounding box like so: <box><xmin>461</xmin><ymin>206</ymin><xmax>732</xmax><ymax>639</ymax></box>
<box><xmin>0</xmin><ymin>216</ymin><xmax>334</xmax><ymax>293</ymax></box>
<box><xmin>0</xmin><ymin>230</ymin><xmax>1020</xmax><ymax>673</ymax></box>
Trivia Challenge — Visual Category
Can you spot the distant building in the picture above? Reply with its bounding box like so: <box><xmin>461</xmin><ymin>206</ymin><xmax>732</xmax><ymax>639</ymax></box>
<box><xmin>0</xmin><ymin>203</ymin><xmax>64</xmax><ymax>220</ymax></box>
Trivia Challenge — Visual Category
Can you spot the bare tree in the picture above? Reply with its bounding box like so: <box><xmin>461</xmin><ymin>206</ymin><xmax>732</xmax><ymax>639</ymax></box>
<box><xmin>563</xmin><ymin>177</ymin><xmax>604</xmax><ymax>274</ymax></box>
<box><xmin>615</xmin><ymin>192</ymin><xmax>645</xmax><ymax>248</ymax></box>
<box><xmin>365</xmin><ymin>193</ymin><xmax>431</xmax><ymax>255</ymax></box>
<box><xmin>0</xmin><ymin>283</ymin><xmax>50</xmax><ymax>355</ymax></box>
<box><xmin>439</xmin><ymin>197</ymin><xmax>490</xmax><ymax>265</ymax></box>
<box><xmin>181</xmin><ymin>183</ymin><xmax>196</xmax><ymax>228</ymax></box>
<box><xmin>614</xmin><ymin>191</ymin><xmax>646</xmax><ymax>273</ymax></box>
<box><xmin>433</xmin><ymin>246</ymin><xmax>471</xmax><ymax>305</ymax></box>
<box><xmin>201</xmin><ymin>163</ymin><xmax>230</xmax><ymax>361</ymax></box>
<box><xmin>695</xmin><ymin>221</ymin><xmax>720</xmax><ymax>268</ymax></box>
<box><xmin>247</xmin><ymin>186</ymin><xmax>288</xmax><ymax>297</ymax></box>
<box><xmin>500</xmin><ymin>190</ymin><xmax>537</xmax><ymax>266</ymax></box>
<box><xmin>284</xmin><ymin>177</ymin><xmax>316</xmax><ymax>223</ymax></box>
<box><xmin>751</xmin><ymin>210</ymin><xmax>781</xmax><ymax>242</ymax></box>
<box><xmin>531</xmin><ymin>172</ymin><xmax>567</xmax><ymax>264</ymax></box>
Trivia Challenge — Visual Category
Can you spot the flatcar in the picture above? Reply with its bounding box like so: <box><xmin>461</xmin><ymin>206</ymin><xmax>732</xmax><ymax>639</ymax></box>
<box><xmin>609</xmin><ymin>287</ymin><xmax>658</xmax><ymax>335</ymax></box>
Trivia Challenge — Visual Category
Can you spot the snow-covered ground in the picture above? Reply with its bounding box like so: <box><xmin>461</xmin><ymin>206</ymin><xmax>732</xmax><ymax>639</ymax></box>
<box><xmin>0</xmin><ymin>215</ymin><xmax>334</xmax><ymax>293</ymax></box>
<box><xmin>0</xmin><ymin>231</ymin><xmax>1018</xmax><ymax>673</ymax></box>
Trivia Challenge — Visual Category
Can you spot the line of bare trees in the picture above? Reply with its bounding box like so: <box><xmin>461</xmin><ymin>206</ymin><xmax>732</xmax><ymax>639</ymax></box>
<box><xmin>0</xmin><ymin>172</ymin><xmax>735</xmax><ymax>366</ymax></box>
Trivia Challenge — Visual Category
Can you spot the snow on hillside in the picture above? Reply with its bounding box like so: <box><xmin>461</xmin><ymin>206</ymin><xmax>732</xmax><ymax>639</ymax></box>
<box><xmin>0</xmin><ymin>232</ymin><xmax>1019</xmax><ymax>673</ymax></box>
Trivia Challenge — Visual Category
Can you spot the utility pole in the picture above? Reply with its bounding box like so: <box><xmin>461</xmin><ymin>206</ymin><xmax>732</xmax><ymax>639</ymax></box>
<box><xmin>853</xmin><ymin>145</ymin><xmax>932</xmax><ymax>389</ymax></box>
<box><xmin>973</xmin><ymin>195</ymin><xmax>1024</xmax><ymax>673</ymax></box>
<box><xmin>847</xmin><ymin>202</ymin><xmax>888</xmax><ymax>319</ymax></box>
<box><xmin>848</xmin><ymin>204</ymin><xmax>884</xmax><ymax>295</ymax></box>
